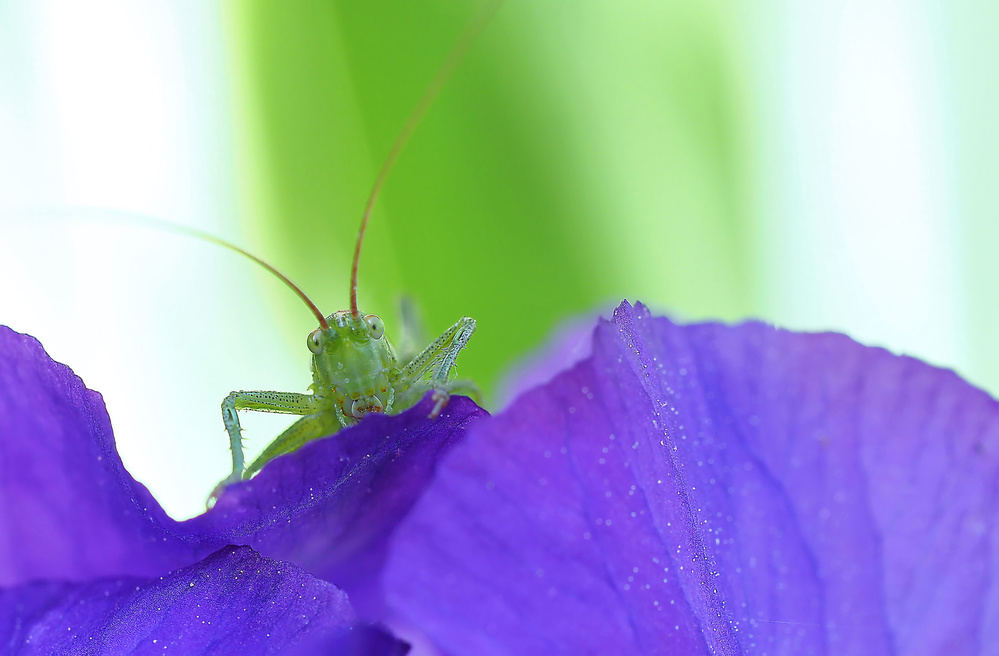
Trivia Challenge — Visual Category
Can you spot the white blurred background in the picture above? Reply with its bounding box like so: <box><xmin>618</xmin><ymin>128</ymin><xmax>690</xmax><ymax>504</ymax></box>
<box><xmin>1</xmin><ymin>0</ymin><xmax>995</xmax><ymax>519</ymax></box>
<box><xmin>0</xmin><ymin>2</ymin><xmax>300</xmax><ymax>519</ymax></box>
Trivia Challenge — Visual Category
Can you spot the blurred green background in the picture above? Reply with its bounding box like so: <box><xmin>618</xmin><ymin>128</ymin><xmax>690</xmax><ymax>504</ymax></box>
<box><xmin>1</xmin><ymin>0</ymin><xmax>995</xmax><ymax>518</ymax></box>
<box><xmin>222</xmin><ymin>0</ymin><xmax>757</xmax><ymax>394</ymax></box>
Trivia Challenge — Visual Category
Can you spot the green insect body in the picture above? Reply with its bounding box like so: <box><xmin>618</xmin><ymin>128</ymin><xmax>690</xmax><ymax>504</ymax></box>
<box><xmin>216</xmin><ymin>309</ymin><xmax>476</xmax><ymax>496</ymax></box>
<box><xmin>206</xmin><ymin>2</ymin><xmax>504</xmax><ymax>505</ymax></box>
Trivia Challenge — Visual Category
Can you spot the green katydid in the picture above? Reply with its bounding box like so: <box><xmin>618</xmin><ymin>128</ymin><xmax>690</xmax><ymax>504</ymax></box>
<box><xmin>191</xmin><ymin>231</ymin><xmax>477</xmax><ymax>507</ymax></box>
<box><xmin>199</xmin><ymin>1</ymin><xmax>505</xmax><ymax>505</ymax></box>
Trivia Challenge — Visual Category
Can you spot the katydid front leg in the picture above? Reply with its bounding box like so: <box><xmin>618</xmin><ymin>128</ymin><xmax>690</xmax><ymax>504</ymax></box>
<box><xmin>211</xmin><ymin>390</ymin><xmax>335</xmax><ymax>505</ymax></box>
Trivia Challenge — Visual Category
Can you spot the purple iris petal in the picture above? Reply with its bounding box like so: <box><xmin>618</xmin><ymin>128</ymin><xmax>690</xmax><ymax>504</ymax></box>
<box><xmin>0</xmin><ymin>544</ymin><xmax>407</xmax><ymax>655</ymax></box>
<box><xmin>6</xmin><ymin>298</ymin><xmax>999</xmax><ymax>654</ymax></box>
<box><xmin>0</xmin><ymin>326</ymin><xmax>484</xmax><ymax>615</ymax></box>
<box><xmin>384</xmin><ymin>300</ymin><xmax>999</xmax><ymax>655</ymax></box>
<box><xmin>186</xmin><ymin>396</ymin><xmax>485</xmax><ymax>615</ymax></box>
<box><xmin>0</xmin><ymin>327</ymin><xmax>178</xmax><ymax>584</ymax></box>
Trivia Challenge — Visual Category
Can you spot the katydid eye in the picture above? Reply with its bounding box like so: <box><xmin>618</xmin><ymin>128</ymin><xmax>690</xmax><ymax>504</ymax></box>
<box><xmin>308</xmin><ymin>329</ymin><xmax>323</xmax><ymax>355</ymax></box>
<box><xmin>365</xmin><ymin>314</ymin><xmax>385</xmax><ymax>339</ymax></box>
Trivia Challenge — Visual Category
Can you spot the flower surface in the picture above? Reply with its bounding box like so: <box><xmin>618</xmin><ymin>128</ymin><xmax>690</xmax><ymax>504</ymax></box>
<box><xmin>384</xmin><ymin>301</ymin><xmax>999</xmax><ymax>655</ymax></box>
<box><xmin>0</xmin><ymin>324</ymin><xmax>483</xmax><ymax>653</ymax></box>
<box><xmin>2</xmin><ymin>300</ymin><xmax>998</xmax><ymax>655</ymax></box>
<box><xmin>0</xmin><ymin>545</ymin><xmax>403</xmax><ymax>655</ymax></box>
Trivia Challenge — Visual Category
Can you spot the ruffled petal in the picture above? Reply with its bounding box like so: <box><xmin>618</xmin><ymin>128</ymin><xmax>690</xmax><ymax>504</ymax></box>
<box><xmin>384</xmin><ymin>301</ymin><xmax>999</xmax><ymax>655</ymax></box>
<box><xmin>0</xmin><ymin>325</ymin><xmax>486</xmax><ymax>617</ymax></box>
<box><xmin>186</xmin><ymin>394</ymin><xmax>485</xmax><ymax>614</ymax></box>
<box><xmin>0</xmin><ymin>545</ymin><xmax>407</xmax><ymax>655</ymax></box>
<box><xmin>0</xmin><ymin>327</ymin><xmax>180</xmax><ymax>584</ymax></box>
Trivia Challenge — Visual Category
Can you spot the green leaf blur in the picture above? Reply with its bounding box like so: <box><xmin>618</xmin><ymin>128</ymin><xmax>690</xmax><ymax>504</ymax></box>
<box><xmin>222</xmin><ymin>0</ymin><xmax>757</xmax><ymax>402</ymax></box>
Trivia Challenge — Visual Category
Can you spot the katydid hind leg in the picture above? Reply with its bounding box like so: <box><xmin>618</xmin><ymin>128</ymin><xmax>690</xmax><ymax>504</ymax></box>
<box><xmin>244</xmin><ymin>410</ymin><xmax>342</xmax><ymax>477</ymax></box>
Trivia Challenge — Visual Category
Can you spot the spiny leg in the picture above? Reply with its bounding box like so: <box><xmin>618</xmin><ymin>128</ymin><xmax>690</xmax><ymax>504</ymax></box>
<box><xmin>397</xmin><ymin>316</ymin><xmax>476</xmax><ymax>417</ymax></box>
<box><xmin>220</xmin><ymin>391</ymin><xmax>323</xmax><ymax>484</ymax></box>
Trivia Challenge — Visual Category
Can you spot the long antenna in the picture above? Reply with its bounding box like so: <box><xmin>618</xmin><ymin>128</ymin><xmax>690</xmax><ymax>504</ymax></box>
<box><xmin>349</xmin><ymin>0</ymin><xmax>505</xmax><ymax>318</ymax></box>
<box><xmin>171</xmin><ymin>223</ymin><xmax>331</xmax><ymax>330</ymax></box>
<box><xmin>44</xmin><ymin>208</ymin><xmax>330</xmax><ymax>330</ymax></box>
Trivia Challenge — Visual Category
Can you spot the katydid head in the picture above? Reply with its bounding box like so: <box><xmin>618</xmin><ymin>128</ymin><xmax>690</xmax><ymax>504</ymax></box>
<box><xmin>308</xmin><ymin>310</ymin><xmax>397</xmax><ymax>421</ymax></box>
<box><xmin>307</xmin><ymin>310</ymin><xmax>387</xmax><ymax>355</ymax></box>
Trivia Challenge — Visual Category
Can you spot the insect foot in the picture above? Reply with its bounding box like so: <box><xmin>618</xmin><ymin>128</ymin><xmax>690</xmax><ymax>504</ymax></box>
<box><xmin>430</xmin><ymin>390</ymin><xmax>450</xmax><ymax>419</ymax></box>
<box><xmin>207</xmin><ymin>473</ymin><xmax>242</xmax><ymax>509</ymax></box>
<box><xmin>429</xmin><ymin>379</ymin><xmax>484</xmax><ymax>419</ymax></box>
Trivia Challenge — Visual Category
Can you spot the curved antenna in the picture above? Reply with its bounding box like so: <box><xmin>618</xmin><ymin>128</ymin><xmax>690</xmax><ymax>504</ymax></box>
<box><xmin>170</xmin><ymin>223</ymin><xmax>331</xmax><ymax>331</ymax></box>
<box><xmin>349</xmin><ymin>0</ymin><xmax>505</xmax><ymax>318</ymax></box>
<box><xmin>45</xmin><ymin>208</ymin><xmax>331</xmax><ymax>330</ymax></box>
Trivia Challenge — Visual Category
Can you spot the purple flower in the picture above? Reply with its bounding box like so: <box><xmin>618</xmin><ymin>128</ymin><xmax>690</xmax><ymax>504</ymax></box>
<box><xmin>0</xmin><ymin>324</ymin><xmax>484</xmax><ymax>654</ymax></box>
<box><xmin>2</xmin><ymin>300</ymin><xmax>997</xmax><ymax>654</ymax></box>
<box><xmin>383</xmin><ymin>302</ymin><xmax>999</xmax><ymax>654</ymax></box>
